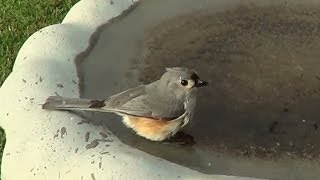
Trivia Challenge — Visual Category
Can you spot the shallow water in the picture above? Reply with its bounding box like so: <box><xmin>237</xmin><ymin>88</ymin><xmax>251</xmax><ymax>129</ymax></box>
<box><xmin>76</xmin><ymin>0</ymin><xmax>320</xmax><ymax>179</ymax></box>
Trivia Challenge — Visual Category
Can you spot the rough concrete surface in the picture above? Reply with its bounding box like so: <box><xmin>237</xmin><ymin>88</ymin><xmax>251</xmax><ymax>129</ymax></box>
<box><xmin>0</xmin><ymin>0</ymin><xmax>262</xmax><ymax>179</ymax></box>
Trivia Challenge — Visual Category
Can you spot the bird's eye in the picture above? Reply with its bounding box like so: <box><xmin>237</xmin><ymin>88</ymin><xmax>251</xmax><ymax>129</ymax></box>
<box><xmin>180</xmin><ymin>79</ymin><xmax>188</xmax><ymax>86</ymax></box>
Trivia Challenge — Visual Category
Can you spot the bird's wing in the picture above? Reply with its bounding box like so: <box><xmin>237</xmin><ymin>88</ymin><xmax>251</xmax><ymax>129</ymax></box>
<box><xmin>104</xmin><ymin>85</ymin><xmax>185</xmax><ymax>120</ymax></box>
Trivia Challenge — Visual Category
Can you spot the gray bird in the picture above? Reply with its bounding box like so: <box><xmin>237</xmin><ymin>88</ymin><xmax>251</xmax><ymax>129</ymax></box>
<box><xmin>42</xmin><ymin>67</ymin><xmax>208</xmax><ymax>141</ymax></box>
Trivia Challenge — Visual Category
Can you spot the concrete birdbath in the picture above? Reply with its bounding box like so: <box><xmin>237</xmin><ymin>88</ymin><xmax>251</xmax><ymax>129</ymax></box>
<box><xmin>1</xmin><ymin>0</ymin><xmax>320</xmax><ymax>179</ymax></box>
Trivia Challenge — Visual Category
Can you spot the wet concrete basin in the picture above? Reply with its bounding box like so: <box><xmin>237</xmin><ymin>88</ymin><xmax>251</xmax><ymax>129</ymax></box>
<box><xmin>76</xmin><ymin>0</ymin><xmax>320</xmax><ymax>179</ymax></box>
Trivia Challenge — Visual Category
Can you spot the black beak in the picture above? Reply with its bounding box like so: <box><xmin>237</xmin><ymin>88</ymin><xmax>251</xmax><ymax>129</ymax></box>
<box><xmin>196</xmin><ymin>79</ymin><xmax>208</xmax><ymax>87</ymax></box>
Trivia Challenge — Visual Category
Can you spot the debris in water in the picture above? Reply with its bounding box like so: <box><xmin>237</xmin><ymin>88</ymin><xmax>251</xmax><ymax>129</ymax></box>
<box><xmin>91</xmin><ymin>173</ymin><xmax>96</xmax><ymax>180</ymax></box>
<box><xmin>85</xmin><ymin>132</ymin><xmax>90</xmax><ymax>142</ymax></box>
<box><xmin>314</xmin><ymin>123</ymin><xmax>318</xmax><ymax>130</ymax></box>
<box><xmin>57</xmin><ymin>83</ymin><xmax>64</xmax><ymax>88</ymax></box>
<box><xmin>60</xmin><ymin>127</ymin><xmax>67</xmax><ymax>138</ymax></box>
<box><xmin>99</xmin><ymin>132</ymin><xmax>108</xmax><ymax>139</ymax></box>
<box><xmin>103</xmin><ymin>139</ymin><xmax>114</xmax><ymax>143</ymax></box>
<box><xmin>269</xmin><ymin>121</ymin><xmax>278</xmax><ymax>133</ymax></box>
<box><xmin>86</xmin><ymin>140</ymin><xmax>99</xmax><ymax>149</ymax></box>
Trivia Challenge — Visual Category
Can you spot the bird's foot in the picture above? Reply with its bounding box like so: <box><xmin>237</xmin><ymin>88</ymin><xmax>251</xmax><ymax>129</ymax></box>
<box><xmin>163</xmin><ymin>131</ymin><xmax>195</xmax><ymax>146</ymax></box>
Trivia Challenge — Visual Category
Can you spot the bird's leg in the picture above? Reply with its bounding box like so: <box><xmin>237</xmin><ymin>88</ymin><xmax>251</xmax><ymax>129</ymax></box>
<box><xmin>162</xmin><ymin>131</ymin><xmax>195</xmax><ymax>146</ymax></box>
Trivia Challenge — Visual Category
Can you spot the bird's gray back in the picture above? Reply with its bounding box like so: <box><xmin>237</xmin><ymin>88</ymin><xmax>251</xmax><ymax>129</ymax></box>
<box><xmin>104</xmin><ymin>83</ymin><xmax>185</xmax><ymax>120</ymax></box>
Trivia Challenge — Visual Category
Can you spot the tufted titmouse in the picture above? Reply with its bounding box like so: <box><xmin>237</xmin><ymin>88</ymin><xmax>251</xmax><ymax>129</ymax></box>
<box><xmin>42</xmin><ymin>67</ymin><xmax>208</xmax><ymax>141</ymax></box>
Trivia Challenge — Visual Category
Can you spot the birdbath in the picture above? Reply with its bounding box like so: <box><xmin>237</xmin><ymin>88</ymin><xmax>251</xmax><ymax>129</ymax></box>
<box><xmin>1</xmin><ymin>0</ymin><xmax>320</xmax><ymax>179</ymax></box>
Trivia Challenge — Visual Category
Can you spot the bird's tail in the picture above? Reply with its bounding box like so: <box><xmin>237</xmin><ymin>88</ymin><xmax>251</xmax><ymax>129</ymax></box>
<box><xmin>42</xmin><ymin>96</ymin><xmax>107</xmax><ymax>112</ymax></box>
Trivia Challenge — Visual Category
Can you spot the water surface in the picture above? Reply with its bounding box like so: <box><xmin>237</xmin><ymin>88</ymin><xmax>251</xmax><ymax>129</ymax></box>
<box><xmin>76</xmin><ymin>0</ymin><xmax>320</xmax><ymax>179</ymax></box>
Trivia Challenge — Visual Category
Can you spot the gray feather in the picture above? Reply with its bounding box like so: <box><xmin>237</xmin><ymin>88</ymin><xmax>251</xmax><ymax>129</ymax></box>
<box><xmin>42</xmin><ymin>96</ymin><xmax>106</xmax><ymax>112</ymax></box>
<box><xmin>105</xmin><ymin>84</ymin><xmax>185</xmax><ymax>119</ymax></box>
